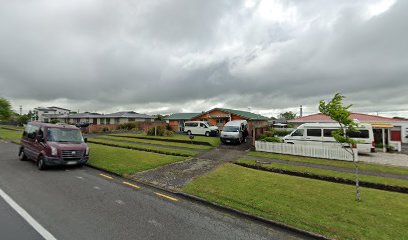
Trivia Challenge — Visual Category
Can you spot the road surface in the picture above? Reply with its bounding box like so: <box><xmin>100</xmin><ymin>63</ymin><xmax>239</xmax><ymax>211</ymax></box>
<box><xmin>0</xmin><ymin>142</ymin><xmax>310</xmax><ymax>240</ymax></box>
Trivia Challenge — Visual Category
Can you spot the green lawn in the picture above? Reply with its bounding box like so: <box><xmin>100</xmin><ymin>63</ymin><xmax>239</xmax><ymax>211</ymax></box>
<box><xmin>248</xmin><ymin>151</ymin><xmax>408</xmax><ymax>176</ymax></box>
<box><xmin>0</xmin><ymin>128</ymin><xmax>23</xmax><ymax>141</ymax></box>
<box><xmin>237</xmin><ymin>158</ymin><xmax>408</xmax><ymax>188</ymax></box>
<box><xmin>88</xmin><ymin>138</ymin><xmax>199</xmax><ymax>157</ymax></box>
<box><xmin>88</xmin><ymin>143</ymin><xmax>187</xmax><ymax>176</ymax></box>
<box><xmin>97</xmin><ymin>135</ymin><xmax>212</xmax><ymax>150</ymax></box>
<box><xmin>109</xmin><ymin>133</ymin><xmax>221</xmax><ymax>147</ymax></box>
<box><xmin>183</xmin><ymin>163</ymin><xmax>408</xmax><ymax>240</ymax></box>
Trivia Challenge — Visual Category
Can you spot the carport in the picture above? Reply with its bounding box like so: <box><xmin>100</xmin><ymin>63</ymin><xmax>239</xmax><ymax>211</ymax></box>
<box><xmin>371</xmin><ymin>123</ymin><xmax>393</xmax><ymax>153</ymax></box>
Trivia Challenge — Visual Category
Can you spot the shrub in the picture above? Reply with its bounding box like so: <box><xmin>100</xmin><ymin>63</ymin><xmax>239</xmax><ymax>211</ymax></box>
<box><xmin>118</xmin><ymin>122</ymin><xmax>139</xmax><ymax>131</ymax></box>
<box><xmin>165</xmin><ymin>123</ymin><xmax>172</xmax><ymax>131</ymax></box>
<box><xmin>260</xmin><ymin>136</ymin><xmax>282</xmax><ymax>143</ymax></box>
<box><xmin>147</xmin><ymin>126</ymin><xmax>174</xmax><ymax>136</ymax></box>
<box><xmin>102</xmin><ymin>127</ymin><xmax>110</xmax><ymax>133</ymax></box>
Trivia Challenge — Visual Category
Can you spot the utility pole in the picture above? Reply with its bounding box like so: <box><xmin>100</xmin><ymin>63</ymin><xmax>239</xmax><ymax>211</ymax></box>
<box><xmin>19</xmin><ymin>105</ymin><xmax>22</xmax><ymax>115</ymax></box>
<box><xmin>300</xmin><ymin>105</ymin><xmax>303</xmax><ymax>117</ymax></box>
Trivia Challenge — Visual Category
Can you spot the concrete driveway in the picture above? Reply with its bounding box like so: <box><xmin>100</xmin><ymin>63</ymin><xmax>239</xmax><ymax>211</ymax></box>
<box><xmin>359</xmin><ymin>152</ymin><xmax>408</xmax><ymax>167</ymax></box>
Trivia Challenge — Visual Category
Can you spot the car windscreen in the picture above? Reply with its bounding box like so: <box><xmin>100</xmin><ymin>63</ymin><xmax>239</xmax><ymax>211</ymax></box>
<box><xmin>47</xmin><ymin>128</ymin><xmax>84</xmax><ymax>143</ymax></box>
<box><xmin>223</xmin><ymin>126</ymin><xmax>240</xmax><ymax>132</ymax></box>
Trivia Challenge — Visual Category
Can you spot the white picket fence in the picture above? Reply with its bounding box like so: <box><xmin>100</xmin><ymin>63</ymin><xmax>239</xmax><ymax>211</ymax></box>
<box><xmin>255</xmin><ymin>141</ymin><xmax>358</xmax><ymax>161</ymax></box>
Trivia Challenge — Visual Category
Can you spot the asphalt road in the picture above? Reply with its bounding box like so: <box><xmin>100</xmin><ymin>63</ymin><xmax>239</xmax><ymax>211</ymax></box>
<box><xmin>0</xmin><ymin>142</ymin><xmax>310</xmax><ymax>240</ymax></box>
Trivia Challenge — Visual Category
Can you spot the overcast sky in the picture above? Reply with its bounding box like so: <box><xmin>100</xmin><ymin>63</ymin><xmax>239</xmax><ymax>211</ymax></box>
<box><xmin>1</xmin><ymin>0</ymin><xmax>407</xmax><ymax>117</ymax></box>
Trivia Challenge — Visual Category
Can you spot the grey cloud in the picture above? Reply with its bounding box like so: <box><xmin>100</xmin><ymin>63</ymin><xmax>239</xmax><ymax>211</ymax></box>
<box><xmin>1</xmin><ymin>0</ymin><xmax>407</xmax><ymax>117</ymax></box>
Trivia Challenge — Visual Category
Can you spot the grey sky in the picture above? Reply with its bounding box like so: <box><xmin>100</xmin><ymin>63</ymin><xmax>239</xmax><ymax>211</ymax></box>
<box><xmin>1</xmin><ymin>0</ymin><xmax>407</xmax><ymax>117</ymax></box>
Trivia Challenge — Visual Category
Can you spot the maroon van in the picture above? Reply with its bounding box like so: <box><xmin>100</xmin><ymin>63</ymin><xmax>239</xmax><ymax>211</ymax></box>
<box><xmin>19</xmin><ymin>122</ymin><xmax>89</xmax><ymax>170</ymax></box>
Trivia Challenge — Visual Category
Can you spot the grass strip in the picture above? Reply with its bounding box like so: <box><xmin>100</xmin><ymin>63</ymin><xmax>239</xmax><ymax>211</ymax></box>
<box><xmin>88</xmin><ymin>138</ymin><xmax>198</xmax><ymax>157</ymax></box>
<box><xmin>248</xmin><ymin>151</ymin><xmax>408</xmax><ymax>176</ymax></box>
<box><xmin>0</xmin><ymin>129</ymin><xmax>23</xmax><ymax>141</ymax></box>
<box><xmin>183</xmin><ymin>163</ymin><xmax>408</xmax><ymax>240</ymax></box>
<box><xmin>236</xmin><ymin>158</ymin><xmax>408</xmax><ymax>191</ymax></box>
<box><xmin>109</xmin><ymin>133</ymin><xmax>221</xmax><ymax>147</ymax></box>
<box><xmin>97</xmin><ymin>135</ymin><xmax>212</xmax><ymax>150</ymax></box>
<box><xmin>88</xmin><ymin>143</ymin><xmax>186</xmax><ymax>176</ymax></box>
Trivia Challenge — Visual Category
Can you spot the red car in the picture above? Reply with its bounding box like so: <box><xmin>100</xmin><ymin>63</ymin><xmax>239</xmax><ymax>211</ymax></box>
<box><xmin>19</xmin><ymin>122</ymin><xmax>89</xmax><ymax>170</ymax></box>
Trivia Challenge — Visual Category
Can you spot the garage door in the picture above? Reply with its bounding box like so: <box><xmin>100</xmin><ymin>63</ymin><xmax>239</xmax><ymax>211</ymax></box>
<box><xmin>391</xmin><ymin>130</ymin><xmax>402</xmax><ymax>141</ymax></box>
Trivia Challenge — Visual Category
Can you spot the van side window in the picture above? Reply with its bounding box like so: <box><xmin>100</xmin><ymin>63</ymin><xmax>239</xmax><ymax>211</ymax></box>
<box><xmin>23</xmin><ymin>124</ymin><xmax>31</xmax><ymax>137</ymax></box>
<box><xmin>200</xmin><ymin>123</ymin><xmax>206</xmax><ymax>128</ymax></box>
<box><xmin>323</xmin><ymin>129</ymin><xmax>336</xmax><ymax>137</ymax></box>
<box><xmin>291</xmin><ymin>129</ymin><xmax>304</xmax><ymax>136</ymax></box>
<box><xmin>347</xmin><ymin>130</ymin><xmax>369</xmax><ymax>139</ymax></box>
<box><xmin>307</xmin><ymin>129</ymin><xmax>322</xmax><ymax>137</ymax></box>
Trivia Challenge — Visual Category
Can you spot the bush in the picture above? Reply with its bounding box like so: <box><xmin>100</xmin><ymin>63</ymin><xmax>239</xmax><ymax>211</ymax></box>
<box><xmin>118</xmin><ymin>122</ymin><xmax>139</xmax><ymax>131</ymax></box>
<box><xmin>259</xmin><ymin>136</ymin><xmax>282</xmax><ymax>143</ymax></box>
<box><xmin>147</xmin><ymin>126</ymin><xmax>174</xmax><ymax>136</ymax></box>
<box><xmin>166</xmin><ymin>123</ymin><xmax>172</xmax><ymax>131</ymax></box>
<box><xmin>102</xmin><ymin>127</ymin><xmax>110</xmax><ymax>133</ymax></box>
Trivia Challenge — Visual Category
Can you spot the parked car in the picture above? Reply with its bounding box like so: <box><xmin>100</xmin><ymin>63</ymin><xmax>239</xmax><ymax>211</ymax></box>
<box><xmin>19</xmin><ymin>122</ymin><xmax>89</xmax><ymax>170</ymax></box>
<box><xmin>75</xmin><ymin>122</ymin><xmax>90</xmax><ymax>128</ymax></box>
<box><xmin>283</xmin><ymin>123</ymin><xmax>375</xmax><ymax>153</ymax></box>
<box><xmin>220</xmin><ymin>120</ymin><xmax>248</xmax><ymax>144</ymax></box>
<box><xmin>184</xmin><ymin>121</ymin><xmax>219</xmax><ymax>136</ymax></box>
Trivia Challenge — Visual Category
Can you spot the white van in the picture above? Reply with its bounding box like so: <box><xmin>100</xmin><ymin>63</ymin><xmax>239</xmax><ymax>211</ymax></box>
<box><xmin>220</xmin><ymin>120</ymin><xmax>248</xmax><ymax>144</ymax></box>
<box><xmin>283</xmin><ymin>123</ymin><xmax>375</xmax><ymax>153</ymax></box>
<box><xmin>184</xmin><ymin>121</ymin><xmax>219</xmax><ymax>137</ymax></box>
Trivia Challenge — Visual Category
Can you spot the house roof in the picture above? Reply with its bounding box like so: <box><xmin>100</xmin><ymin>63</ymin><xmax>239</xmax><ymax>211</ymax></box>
<box><xmin>210</xmin><ymin>108</ymin><xmax>268</xmax><ymax>121</ymax></box>
<box><xmin>165</xmin><ymin>113</ymin><xmax>201</xmax><ymax>120</ymax></box>
<box><xmin>103</xmin><ymin>111</ymin><xmax>155</xmax><ymax>119</ymax></box>
<box><xmin>289</xmin><ymin>113</ymin><xmax>408</xmax><ymax>123</ymax></box>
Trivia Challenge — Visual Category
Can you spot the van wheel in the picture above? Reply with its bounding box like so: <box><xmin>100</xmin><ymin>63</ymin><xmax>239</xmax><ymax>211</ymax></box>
<box><xmin>19</xmin><ymin>149</ymin><xmax>28</xmax><ymax>161</ymax></box>
<box><xmin>37</xmin><ymin>156</ymin><xmax>46</xmax><ymax>170</ymax></box>
<box><xmin>187</xmin><ymin>130</ymin><xmax>192</xmax><ymax>135</ymax></box>
<box><xmin>205</xmin><ymin>131</ymin><xmax>210</xmax><ymax>137</ymax></box>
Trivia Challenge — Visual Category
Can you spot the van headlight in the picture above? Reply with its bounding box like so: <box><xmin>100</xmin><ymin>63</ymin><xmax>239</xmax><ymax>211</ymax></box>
<box><xmin>51</xmin><ymin>146</ymin><xmax>58</xmax><ymax>156</ymax></box>
<box><xmin>85</xmin><ymin>147</ymin><xmax>90</xmax><ymax>156</ymax></box>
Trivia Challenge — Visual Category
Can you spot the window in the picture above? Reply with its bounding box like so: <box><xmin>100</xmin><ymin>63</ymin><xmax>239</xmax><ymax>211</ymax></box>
<box><xmin>216</xmin><ymin>119</ymin><xmax>224</xmax><ymax>124</ymax></box>
<box><xmin>323</xmin><ymin>129</ymin><xmax>336</xmax><ymax>137</ymax></box>
<box><xmin>348</xmin><ymin>130</ymin><xmax>369</xmax><ymax>139</ymax></box>
<box><xmin>115</xmin><ymin>118</ymin><xmax>120</xmax><ymax>124</ymax></box>
<box><xmin>307</xmin><ymin>129</ymin><xmax>321</xmax><ymax>137</ymax></box>
<box><xmin>106</xmin><ymin>118</ymin><xmax>111</xmax><ymax>125</ymax></box>
<box><xmin>200</xmin><ymin>123</ymin><xmax>207</xmax><ymax>128</ymax></box>
<box><xmin>291</xmin><ymin>129</ymin><xmax>304</xmax><ymax>137</ymax></box>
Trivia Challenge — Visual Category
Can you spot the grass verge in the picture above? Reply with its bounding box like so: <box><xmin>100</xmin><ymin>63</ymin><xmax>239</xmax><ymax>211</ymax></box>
<box><xmin>0</xmin><ymin>128</ymin><xmax>23</xmax><ymax>141</ymax></box>
<box><xmin>237</xmin><ymin>158</ymin><xmax>408</xmax><ymax>189</ymax></box>
<box><xmin>248</xmin><ymin>151</ymin><xmax>408</xmax><ymax>176</ymax></box>
<box><xmin>88</xmin><ymin>143</ymin><xmax>187</xmax><ymax>176</ymax></box>
<box><xmin>97</xmin><ymin>135</ymin><xmax>212</xmax><ymax>150</ymax></box>
<box><xmin>183</xmin><ymin>163</ymin><xmax>408</xmax><ymax>240</ymax></box>
<box><xmin>109</xmin><ymin>133</ymin><xmax>221</xmax><ymax>147</ymax></box>
<box><xmin>88</xmin><ymin>138</ymin><xmax>199</xmax><ymax>157</ymax></box>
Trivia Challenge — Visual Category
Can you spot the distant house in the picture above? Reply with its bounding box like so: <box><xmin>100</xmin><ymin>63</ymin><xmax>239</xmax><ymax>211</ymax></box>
<box><xmin>33</xmin><ymin>107</ymin><xmax>71</xmax><ymax>122</ymax></box>
<box><xmin>47</xmin><ymin>111</ymin><xmax>155</xmax><ymax>125</ymax></box>
<box><xmin>289</xmin><ymin>113</ymin><xmax>408</xmax><ymax>144</ymax></box>
<box><xmin>165</xmin><ymin>108</ymin><xmax>268</xmax><ymax>134</ymax></box>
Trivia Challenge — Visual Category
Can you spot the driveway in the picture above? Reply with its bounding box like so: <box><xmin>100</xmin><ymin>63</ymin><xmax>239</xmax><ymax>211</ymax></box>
<box><xmin>131</xmin><ymin>138</ymin><xmax>254</xmax><ymax>191</ymax></box>
<box><xmin>359</xmin><ymin>152</ymin><xmax>408</xmax><ymax>167</ymax></box>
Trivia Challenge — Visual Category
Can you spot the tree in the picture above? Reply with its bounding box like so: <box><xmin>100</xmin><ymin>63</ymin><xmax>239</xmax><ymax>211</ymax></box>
<box><xmin>0</xmin><ymin>97</ymin><xmax>13</xmax><ymax>121</ymax></box>
<box><xmin>319</xmin><ymin>93</ymin><xmax>361</xmax><ymax>201</ymax></box>
<box><xmin>16</xmin><ymin>114</ymin><xmax>30</xmax><ymax>126</ymax></box>
<box><xmin>278</xmin><ymin>111</ymin><xmax>297</xmax><ymax>120</ymax></box>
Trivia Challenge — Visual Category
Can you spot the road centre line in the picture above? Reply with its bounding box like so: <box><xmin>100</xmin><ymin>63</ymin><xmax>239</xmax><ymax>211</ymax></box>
<box><xmin>99</xmin><ymin>173</ymin><xmax>114</xmax><ymax>180</ymax></box>
<box><xmin>0</xmin><ymin>187</ymin><xmax>57</xmax><ymax>240</ymax></box>
<box><xmin>122</xmin><ymin>181</ymin><xmax>140</xmax><ymax>189</ymax></box>
<box><xmin>154</xmin><ymin>192</ymin><xmax>178</xmax><ymax>202</ymax></box>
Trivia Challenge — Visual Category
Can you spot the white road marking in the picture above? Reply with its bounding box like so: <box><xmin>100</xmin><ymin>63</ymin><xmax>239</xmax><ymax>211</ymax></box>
<box><xmin>148</xmin><ymin>219</ymin><xmax>162</xmax><ymax>228</ymax></box>
<box><xmin>93</xmin><ymin>186</ymin><xmax>101</xmax><ymax>190</ymax></box>
<box><xmin>115</xmin><ymin>200</ymin><xmax>125</xmax><ymax>205</ymax></box>
<box><xmin>76</xmin><ymin>176</ymin><xmax>84</xmax><ymax>180</ymax></box>
<box><xmin>0</xmin><ymin>187</ymin><xmax>57</xmax><ymax>240</ymax></box>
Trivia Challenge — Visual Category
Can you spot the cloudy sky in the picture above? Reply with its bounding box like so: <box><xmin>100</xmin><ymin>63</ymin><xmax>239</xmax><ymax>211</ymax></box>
<box><xmin>1</xmin><ymin>0</ymin><xmax>407</xmax><ymax>117</ymax></box>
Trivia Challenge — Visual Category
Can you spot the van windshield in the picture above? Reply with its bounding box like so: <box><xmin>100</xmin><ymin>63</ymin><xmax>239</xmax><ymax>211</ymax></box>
<box><xmin>223</xmin><ymin>126</ymin><xmax>239</xmax><ymax>132</ymax></box>
<box><xmin>47</xmin><ymin>128</ymin><xmax>84</xmax><ymax>143</ymax></box>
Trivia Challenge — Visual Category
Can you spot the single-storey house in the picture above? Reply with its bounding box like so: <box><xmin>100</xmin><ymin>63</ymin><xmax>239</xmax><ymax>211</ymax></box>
<box><xmin>47</xmin><ymin>111</ymin><xmax>155</xmax><ymax>125</ymax></box>
<box><xmin>165</xmin><ymin>108</ymin><xmax>269</xmax><ymax>134</ymax></box>
<box><xmin>289</xmin><ymin>113</ymin><xmax>408</xmax><ymax>145</ymax></box>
